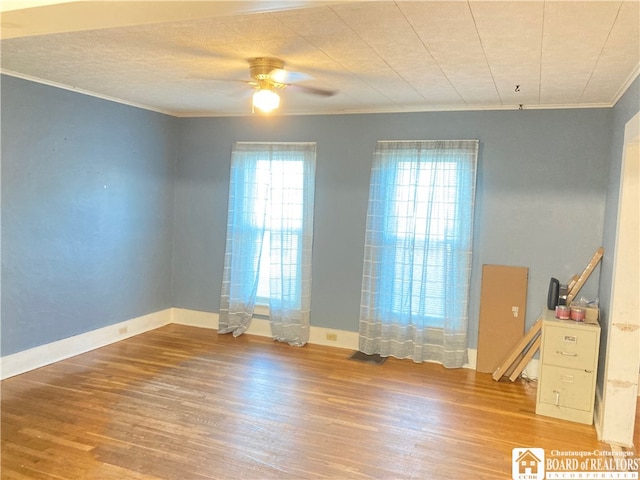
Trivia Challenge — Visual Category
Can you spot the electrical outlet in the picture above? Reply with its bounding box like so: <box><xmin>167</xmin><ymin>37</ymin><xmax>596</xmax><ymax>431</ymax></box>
<box><xmin>512</xmin><ymin>306</ymin><xmax>519</xmax><ymax>317</ymax></box>
<box><xmin>118</xmin><ymin>326</ymin><xmax>128</xmax><ymax>335</ymax></box>
<box><xmin>326</xmin><ymin>333</ymin><xmax>337</xmax><ymax>341</ymax></box>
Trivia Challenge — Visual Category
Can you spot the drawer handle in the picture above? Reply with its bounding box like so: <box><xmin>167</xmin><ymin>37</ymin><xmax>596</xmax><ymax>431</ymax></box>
<box><xmin>556</xmin><ymin>350</ymin><xmax>578</xmax><ymax>357</ymax></box>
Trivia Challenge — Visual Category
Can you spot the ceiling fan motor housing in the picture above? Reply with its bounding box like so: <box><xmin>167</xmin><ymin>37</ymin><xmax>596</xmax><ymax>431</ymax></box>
<box><xmin>249</xmin><ymin>57</ymin><xmax>285</xmax><ymax>81</ymax></box>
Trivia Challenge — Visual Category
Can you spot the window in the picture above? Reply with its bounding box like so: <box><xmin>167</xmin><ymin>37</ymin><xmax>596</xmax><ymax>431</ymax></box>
<box><xmin>219</xmin><ymin>142</ymin><xmax>316</xmax><ymax>345</ymax></box>
<box><xmin>253</xmin><ymin>159</ymin><xmax>305</xmax><ymax>306</ymax></box>
<box><xmin>387</xmin><ymin>160</ymin><xmax>459</xmax><ymax>323</ymax></box>
<box><xmin>359</xmin><ymin>140</ymin><xmax>478</xmax><ymax>366</ymax></box>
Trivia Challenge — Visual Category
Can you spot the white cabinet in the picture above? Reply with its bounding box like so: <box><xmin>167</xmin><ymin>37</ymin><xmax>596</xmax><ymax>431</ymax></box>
<box><xmin>535</xmin><ymin>309</ymin><xmax>600</xmax><ymax>425</ymax></box>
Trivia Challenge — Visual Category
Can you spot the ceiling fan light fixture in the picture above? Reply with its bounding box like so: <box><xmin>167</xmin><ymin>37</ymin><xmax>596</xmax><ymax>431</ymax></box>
<box><xmin>252</xmin><ymin>87</ymin><xmax>280</xmax><ymax>113</ymax></box>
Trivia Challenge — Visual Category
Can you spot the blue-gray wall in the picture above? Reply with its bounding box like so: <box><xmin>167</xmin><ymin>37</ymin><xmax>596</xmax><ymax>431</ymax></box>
<box><xmin>1</xmin><ymin>76</ymin><xmax>177</xmax><ymax>356</ymax></box>
<box><xmin>1</xmin><ymin>72</ymin><xmax>625</xmax><ymax>357</ymax></box>
<box><xmin>173</xmin><ymin>109</ymin><xmax>612</xmax><ymax>348</ymax></box>
<box><xmin>597</xmin><ymin>75</ymin><xmax>640</xmax><ymax>387</ymax></box>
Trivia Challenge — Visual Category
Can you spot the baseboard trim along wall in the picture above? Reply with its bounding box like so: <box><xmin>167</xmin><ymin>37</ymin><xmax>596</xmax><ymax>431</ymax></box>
<box><xmin>170</xmin><ymin>308</ymin><xmax>488</xmax><ymax>369</ymax></box>
<box><xmin>0</xmin><ymin>309</ymin><xmax>173</xmax><ymax>380</ymax></box>
<box><xmin>170</xmin><ymin>307</ymin><xmax>362</xmax><ymax>351</ymax></box>
<box><xmin>1</xmin><ymin>307</ymin><xmax>540</xmax><ymax>380</ymax></box>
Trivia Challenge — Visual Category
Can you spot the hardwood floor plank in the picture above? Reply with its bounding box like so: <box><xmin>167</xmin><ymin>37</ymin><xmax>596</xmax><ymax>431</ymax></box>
<box><xmin>1</xmin><ymin>324</ymin><xmax>629</xmax><ymax>479</ymax></box>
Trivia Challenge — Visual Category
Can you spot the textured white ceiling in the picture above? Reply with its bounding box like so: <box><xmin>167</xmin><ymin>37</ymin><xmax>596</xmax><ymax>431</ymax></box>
<box><xmin>1</xmin><ymin>1</ymin><xmax>638</xmax><ymax>117</ymax></box>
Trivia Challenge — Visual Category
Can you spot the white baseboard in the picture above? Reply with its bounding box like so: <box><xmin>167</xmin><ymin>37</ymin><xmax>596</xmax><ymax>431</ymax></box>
<box><xmin>464</xmin><ymin>348</ymin><xmax>477</xmax><ymax>370</ymax></box>
<box><xmin>522</xmin><ymin>358</ymin><xmax>539</xmax><ymax>380</ymax></box>
<box><xmin>170</xmin><ymin>308</ymin><xmax>482</xmax><ymax>365</ymax></box>
<box><xmin>308</xmin><ymin>325</ymin><xmax>359</xmax><ymax>350</ymax></box>
<box><xmin>3</xmin><ymin>307</ymin><xmax>518</xmax><ymax>379</ymax></box>
<box><xmin>0</xmin><ymin>309</ymin><xmax>172</xmax><ymax>380</ymax></box>
<box><xmin>171</xmin><ymin>308</ymin><xmax>360</xmax><ymax>350</ymax></box>
<box><xmin>170</xmin><ymin>307</ymin><xmax>218</xmax><ymax>329</ymax></box>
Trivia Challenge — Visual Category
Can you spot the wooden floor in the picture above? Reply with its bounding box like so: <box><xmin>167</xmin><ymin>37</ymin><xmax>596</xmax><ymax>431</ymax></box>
<box><xmin>0</xmin><ymin>324</ymin><xmax>629</xmax><ymax>479</ymax></box>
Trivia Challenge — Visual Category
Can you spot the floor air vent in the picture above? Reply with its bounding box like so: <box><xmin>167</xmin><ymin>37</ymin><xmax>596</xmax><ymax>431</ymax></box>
<box><xmin>349</xmin><ymin>351</ymin><xmax>387</xmax><ymax>365</ymax></box>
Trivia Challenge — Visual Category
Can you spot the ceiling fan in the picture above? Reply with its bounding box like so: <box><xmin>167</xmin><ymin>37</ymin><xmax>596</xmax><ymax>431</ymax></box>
<box><xmin>244</xmin><ymin>57</ymin><xmax>337</xmax><ymax>113</ymax></box>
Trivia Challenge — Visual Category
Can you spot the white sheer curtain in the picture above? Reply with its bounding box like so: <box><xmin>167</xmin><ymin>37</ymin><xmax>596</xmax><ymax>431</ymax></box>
<box><xmin>359</xmin><ymin>140</ymin><xmax>478</xmax><ymax>367</ymax></box>
<box><xmin>219</xmin><ymin>142</ymin><xmax>316</xmax><ymax>346</ymax></box>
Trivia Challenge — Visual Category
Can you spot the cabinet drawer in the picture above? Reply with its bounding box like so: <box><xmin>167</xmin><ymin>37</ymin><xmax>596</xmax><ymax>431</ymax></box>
<box><xmin>538</xmin><ymin>365</ymin><xmax>595</xmax><ymax>412</ymax></box>
<box><xmin>542</xmin><ymin>325</ymin><xmax>598</xmax><ymax>369</ymax></box>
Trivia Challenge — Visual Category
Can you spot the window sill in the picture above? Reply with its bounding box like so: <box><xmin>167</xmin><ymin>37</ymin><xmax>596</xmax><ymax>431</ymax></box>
<box><xmin>254</xmin><ymin>304</ymin><xmax>270</xmax><ymax>317</ymax></box>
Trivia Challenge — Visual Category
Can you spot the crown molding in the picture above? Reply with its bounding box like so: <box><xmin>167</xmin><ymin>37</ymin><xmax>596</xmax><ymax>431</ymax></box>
<box><xmin>2</xmin><ymin>69</ymin><xmax>621</xmax><ymax>119</ymax></box>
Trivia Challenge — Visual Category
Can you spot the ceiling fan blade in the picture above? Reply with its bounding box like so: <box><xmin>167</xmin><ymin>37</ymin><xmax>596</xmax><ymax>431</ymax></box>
<box><xmin>289</xmin><ymin>84</ymin><xmax>338</xmax><ymax>97</ymax></box>
<box><xmin>269</xmin><ymin>68</ymin><xmax>311</xmax><ymax>84</ymax></box>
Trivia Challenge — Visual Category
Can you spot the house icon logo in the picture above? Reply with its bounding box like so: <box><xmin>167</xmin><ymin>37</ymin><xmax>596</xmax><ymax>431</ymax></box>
<box><xmin>512</xmin><ymin>448</ymin><xmax>545</xmax><ymax>480</ymax></box>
